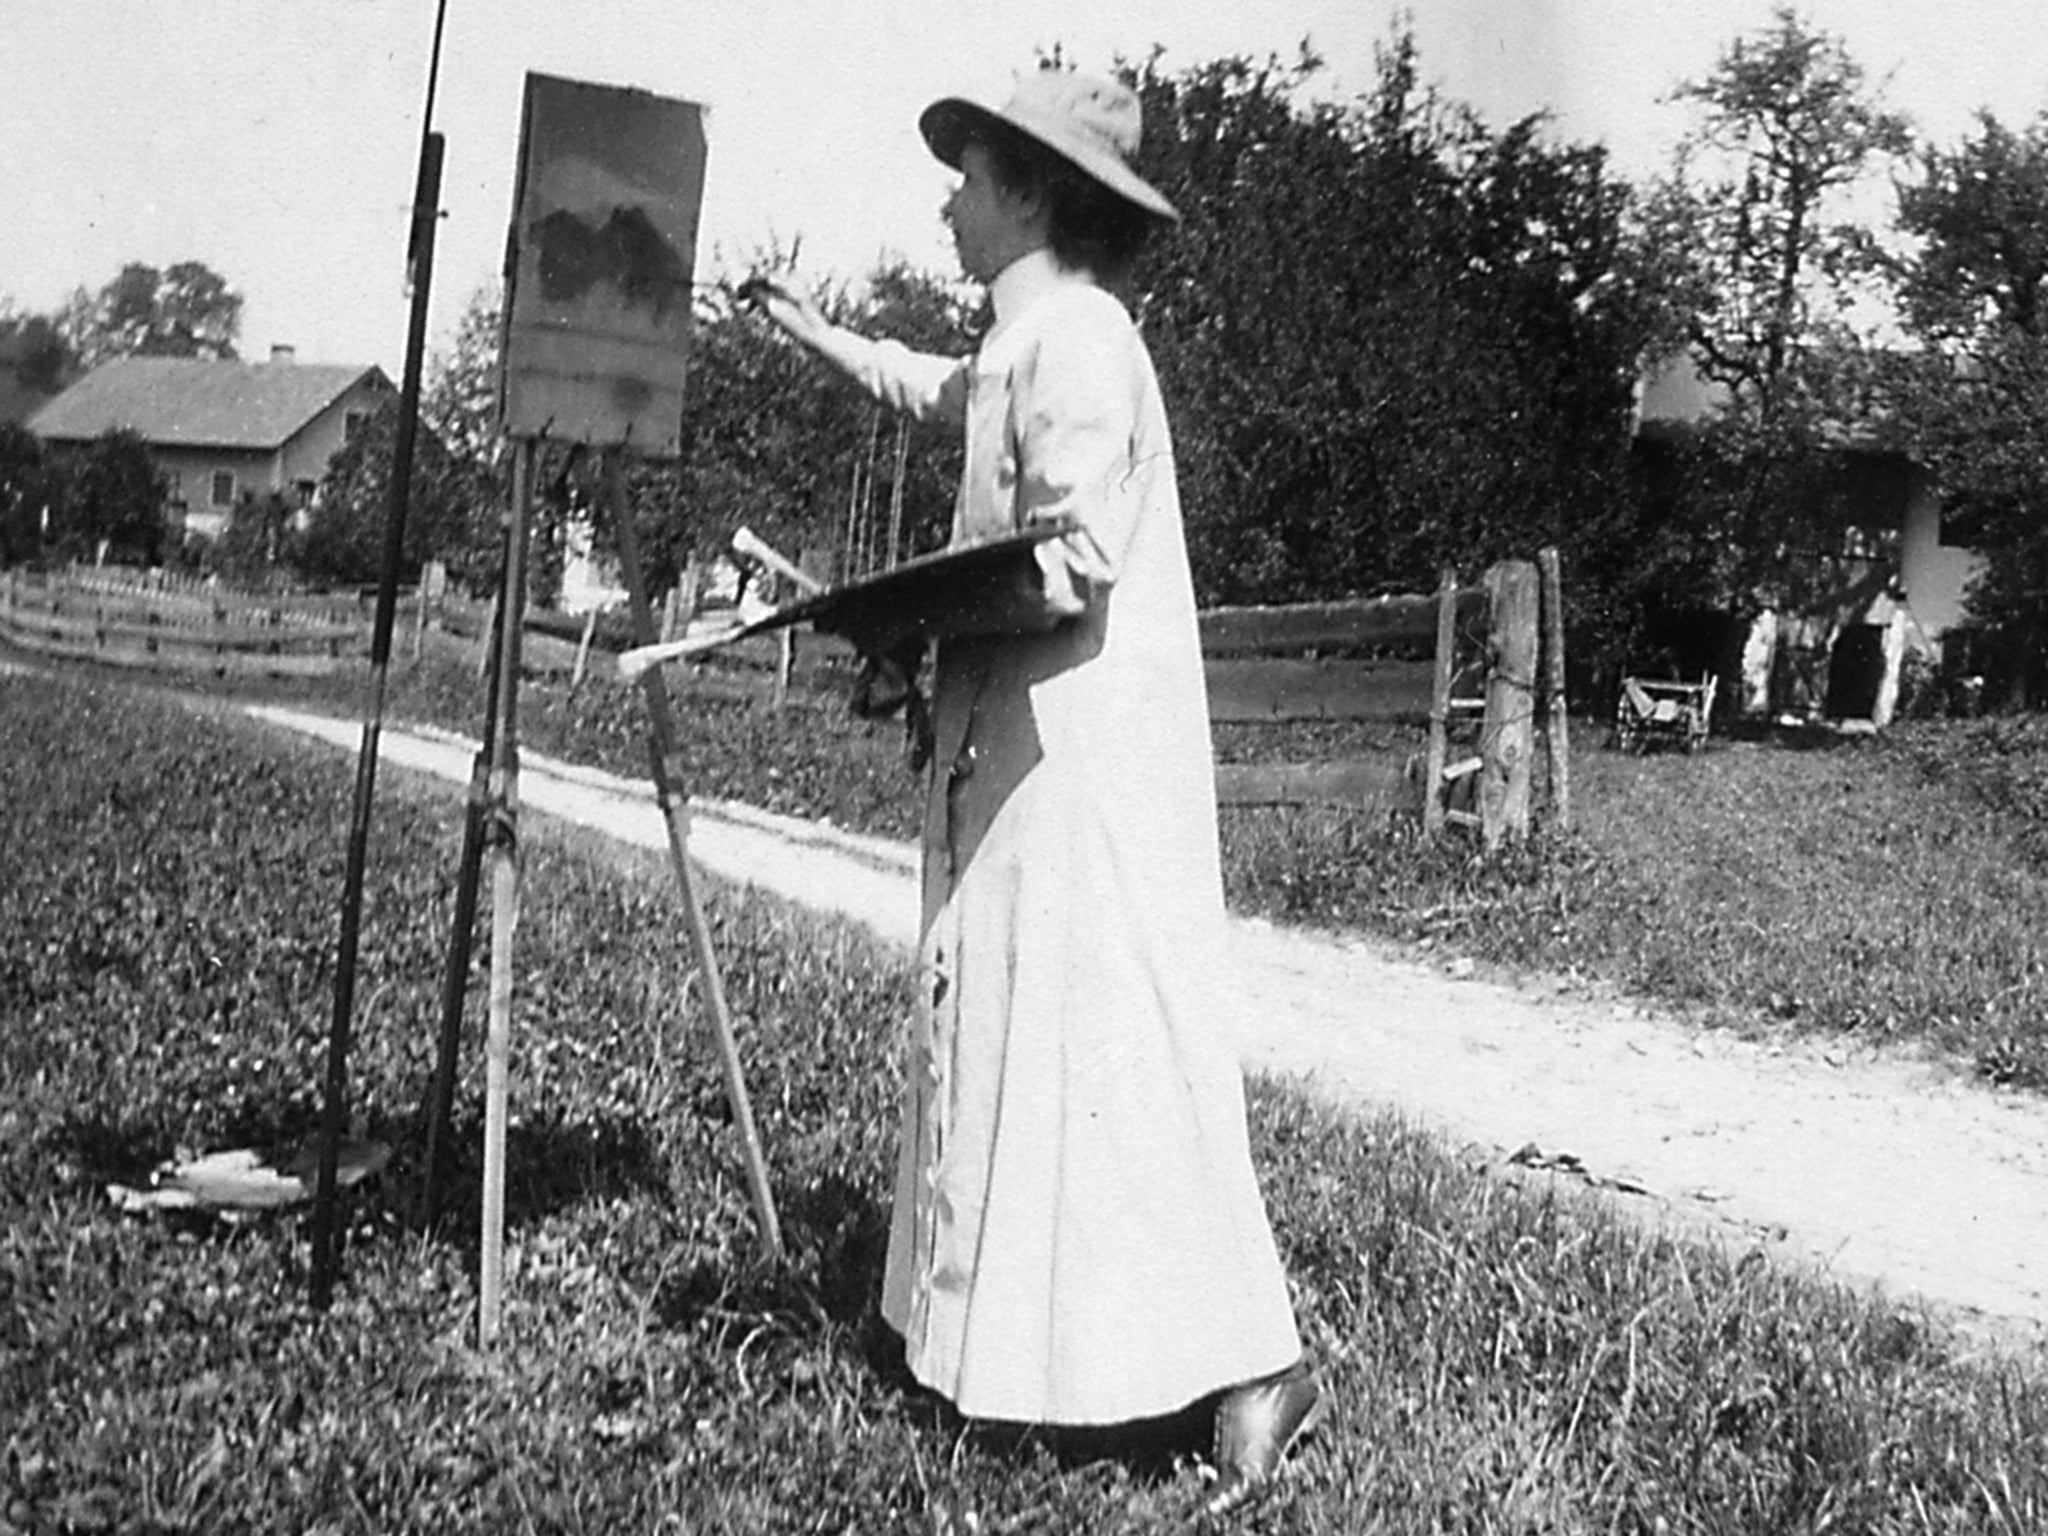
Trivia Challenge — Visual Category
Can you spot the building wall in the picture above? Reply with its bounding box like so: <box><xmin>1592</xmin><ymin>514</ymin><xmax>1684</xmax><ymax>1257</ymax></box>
<box><xmin>1634</xmin><ymin>350</ymin><xmax>1727</xmax><ymax>429</ymax></box>
<box><xmin>159</xmin><ymin>446</ymin><xmax>282</xmax><ymax>539</ymax></box>
<box><xmin>274</xmin><ymin>375</ymin><xmax>389</xmax><ymax>501</ymax></box>
<box><xmin>156</xmin><ymin>374</ymin><xmax>390</xmax><ymax>539</ymax></box>
<box><xmin>1897</xmin><ymin>466</ymin><xmax>1986</xmax><ymax>641</ymax></box>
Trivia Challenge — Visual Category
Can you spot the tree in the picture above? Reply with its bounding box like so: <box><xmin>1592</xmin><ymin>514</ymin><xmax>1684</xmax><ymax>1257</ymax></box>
<box><xmin>394</xmin><ymin>260</ymin><xmax>974</xmax><ymax>613</ymax></box>
<box><xmin>1120</xmin><ymin>34</ymin><xmax>1663</xmax><ymax>698</ymax></box>
<box><xmin>0</xmin><ymin>305</ymin><xmax>77</xmax><ymax>409</ymax></box>
<box><xmin>1898</xmin><ymin>112</ymin><xmax>2048</xmax><ymax>346</ymax></box>
<box><xmin>1630</xmin><ymin>8</ymin><xmax>1912</xmax><ymax>632</ymax></box>
<box><xmin>302</xmin><ymin>399</ymin><xmax>467</xmax><ymax>588</ymax></box>
<box><xmin>44</xmin><ymin>429</ymin><xmax>167</xmax><ymax>565</ymax></box>
<box><xmin>202</xmin><ymin>489</ymin><xmax>304</xmax><ymax>587</ymax></box>
<box><xmin>1893</xmin><ymin>112</ymin><xmax>2048</xmax><ymax>704</ymax></box>
<box><xmin>0</xmin><ymin>421</ymin><xmax>53</xmax><ymax>563</ymax></box>
<box><xmin>1649</xmin><ymin>5</ymin><xmax>1911</xmax><ymax>413</ymax></box>
<box><xmin>420</xmin><ymin>283</ymin><xmax>516</xmax><ymax>594</ymax></box>
<box><xmin>60</xmin><ymin>260</ymin><xmax>243</xmax><ymax>369</ymax></box>
<box><xmin>658</xmin><ymin>260</ymin><xmax>971</xmax><ymax>586</ymax></box>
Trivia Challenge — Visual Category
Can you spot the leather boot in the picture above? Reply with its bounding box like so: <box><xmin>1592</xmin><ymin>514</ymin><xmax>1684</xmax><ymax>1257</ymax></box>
<box><xmin>1203</xmin><ymin>1357</ymin><xmax>1324</xmax><ymax>1518</ymax></box>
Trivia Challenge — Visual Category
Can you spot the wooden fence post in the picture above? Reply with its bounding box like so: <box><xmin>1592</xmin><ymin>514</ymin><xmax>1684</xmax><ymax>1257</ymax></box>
<box><xmin>1423</xmin><ymin>566</ymin><xmax>1457</xmax><ymax>835</ymax></box>
<box><xmin>678</xmin><ymin>556</ymin><xmax>702</xmax><ymax>626</ymax></box>
<box><xmin>773</xmin><ymin>626</ymin><xmax>795</xmax><ymax>708</ymax></box>
<box><xmin>1480</xmin><ymin>559</ymin><xmax>1540</xmax><ymax>851</ymax></box>
<box><xmin>1539</xmin><ymin>547</ymin><xmax>1571</xmax><ymax>832</ymax></box>
<box><xmin>570</xmin><ymin>608</ymin><xmax>599</xmax><ymax>691</ymax></box>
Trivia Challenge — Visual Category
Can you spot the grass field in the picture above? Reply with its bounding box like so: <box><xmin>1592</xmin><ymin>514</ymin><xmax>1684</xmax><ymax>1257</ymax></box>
<box><xmin>3</xmin><ymin>661</ymin><xmax>2046</xmax><ymax>1532</ymax></box>
<box><xmin>312</xmin><ymin>644</ymin><xmax>2048</xmax><ymax>1090</ymax></box>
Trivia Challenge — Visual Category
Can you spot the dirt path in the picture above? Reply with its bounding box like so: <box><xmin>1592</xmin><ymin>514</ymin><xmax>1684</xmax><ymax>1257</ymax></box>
<box><xmin>247</xmin><ymin>705</ymin><xmax>2048</xmax><ymax>1356</ymax></box>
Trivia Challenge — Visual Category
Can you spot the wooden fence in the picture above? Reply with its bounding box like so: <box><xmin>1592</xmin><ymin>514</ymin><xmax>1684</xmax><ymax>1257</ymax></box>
<box><xmin>2</xmin><ymin>550</ymin><xmax>1570</xmax><ymax>841</ymax></box>
<box><xmin>1204</xmin><ymin>581</ymin><xmax>1480</xmax><ymax>813</ymax></box>
<box><xmin>1204</xmin><ymin>552</ymin><xmax>1571</xmax><ymax>844</ymax></box>
<box><xmin>0</xmin><ymin>567</ymin><xmax>372</xmax><ymax>678</ymax></box>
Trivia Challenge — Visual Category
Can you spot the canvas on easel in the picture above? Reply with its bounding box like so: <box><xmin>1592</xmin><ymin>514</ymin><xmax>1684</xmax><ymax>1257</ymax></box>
<box><xmin>500</xmin><ymin>72</ymin><xmax>707</xmax><ymax>454</ymax></box>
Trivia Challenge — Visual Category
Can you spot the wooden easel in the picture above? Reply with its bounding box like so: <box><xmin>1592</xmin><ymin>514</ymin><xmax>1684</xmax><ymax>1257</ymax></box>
<box><xmin>418</xmin><ymin>436</ymin><xmax>782</xmax><ymax>1348</ymax></box>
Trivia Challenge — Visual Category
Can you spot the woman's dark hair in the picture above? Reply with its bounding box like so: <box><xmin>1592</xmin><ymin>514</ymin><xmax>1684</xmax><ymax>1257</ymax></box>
<box><xmin>971</xmin><ymin>124</ymin><xmax>1157</xmax><ymax>285</ymax></box>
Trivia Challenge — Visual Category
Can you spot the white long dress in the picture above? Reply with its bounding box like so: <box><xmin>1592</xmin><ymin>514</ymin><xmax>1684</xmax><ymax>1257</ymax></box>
<box><xmin>838</xmin><ymin>253</ymin><xmax>1301</xmax><ymax>1425</ymax></box>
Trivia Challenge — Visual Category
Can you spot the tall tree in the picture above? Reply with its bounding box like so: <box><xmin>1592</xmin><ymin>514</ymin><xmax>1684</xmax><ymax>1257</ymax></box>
<box><xmin>1898</xmin><ymin>112</ymin><xmax>2048</xmax><ymax>347</ymax></box>
<box><xmin>0</xmin><ymin>305</ymin><xmax>77</xmax><ymax>413</ymax></box>
<box><xmin>1893</xmin><ymin>112</ymin><xmax>2048</xmax><ymax>704</ymax></box>
<box><xmin>1631</xmin><ymin>7</ymin><xmax>1912</xmax><ymax>633</ymax></box>
<box><xmin>60</xmin><ymin>260</ymin><xmax>243</xmax><ymax>369</ymax></box>
<box><xmin>1648</xmin><ymin>5</ymin><xmax>1911</xmax><ymax>413</ymax></box>
<box><xmin>1124</xmin><ymin>32</ymin><xmax>1661</xmax><ymax>697</ymax></box>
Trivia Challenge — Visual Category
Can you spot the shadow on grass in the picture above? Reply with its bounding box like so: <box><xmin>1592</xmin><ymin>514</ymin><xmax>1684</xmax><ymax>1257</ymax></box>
<box><xmin>45</xmin><ymin>1106</ymin><xmax>410</xmax><ymax>1252</ymax></box>
<box><xmin>412</xmin><ymin>1108</ymin><xmax>670</xmax><ymax>1243</ymax></box>
<box><xmin>649</xmin><ymin>1166</ymin><xmax>1214</xmax><ymax>1487</ymax></box>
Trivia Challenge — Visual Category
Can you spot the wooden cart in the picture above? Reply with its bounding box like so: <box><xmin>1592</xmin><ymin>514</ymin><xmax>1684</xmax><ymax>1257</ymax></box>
<box><xmin>1615</xmin><ymin>673</ymin><xmax>1717</xmax><ymax>754</ymax></box>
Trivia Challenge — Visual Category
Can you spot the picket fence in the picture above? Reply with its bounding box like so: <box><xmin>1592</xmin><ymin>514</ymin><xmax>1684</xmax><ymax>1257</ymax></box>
<box><xmin>0</xmin><ymin>567</ymin><xmax>371</xmax><ymax>678</ymax></box>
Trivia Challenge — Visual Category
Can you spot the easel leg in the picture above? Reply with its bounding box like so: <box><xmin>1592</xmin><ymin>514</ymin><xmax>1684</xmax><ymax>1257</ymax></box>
<box><xmin>416</xmin><ymin>514</ymin><xmax>514</xmax><ymax>1230</ymax></box>
<box><xmin>479</xmin><ymin>439</ymin><xmax>536</xmax><ymax>1346</ymax></box>
<box><xmin>601</xmin><ymin>452</ymin><xmax>783</xmax><ymax>1260</ymax></box>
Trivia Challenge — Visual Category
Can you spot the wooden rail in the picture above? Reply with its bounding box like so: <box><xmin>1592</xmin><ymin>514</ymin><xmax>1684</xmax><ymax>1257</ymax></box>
<box><xmin>1204</xmin><ymin>581</ymin><xmax>1480</xmax><ymax>817</ymax></box>
<box><xmin>0</xmin><ymin>568</ymin><xmax>369</xmax><ymax>678</ymax></box>
<box><xmin>1201</xmin><ymin>560</ymin><xmax>1568</xmax><ymax>846</ymax></box>
<box><xmin>1198</xmin><ymin>588</ymin><xmax>1488</xmax><ymax>655</ymax></box>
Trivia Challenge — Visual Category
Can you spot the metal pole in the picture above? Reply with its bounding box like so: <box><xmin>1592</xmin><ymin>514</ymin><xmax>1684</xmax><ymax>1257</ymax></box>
<box><xmin>309</xmin><ymin>125</ymin><xmax>446</xmax><ymax>1310</ymax></box>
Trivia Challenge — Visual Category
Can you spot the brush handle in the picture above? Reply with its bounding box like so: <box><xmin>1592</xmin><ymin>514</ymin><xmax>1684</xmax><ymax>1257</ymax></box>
<box><xmin>616</xmin><ymin>624</ymin><xmax>746</xmax><ymax>680</ymax></box>
<box><xmin>733</xmin><ymin>525</ymin><xmax>825</xmax><ymax>595</ymax></box>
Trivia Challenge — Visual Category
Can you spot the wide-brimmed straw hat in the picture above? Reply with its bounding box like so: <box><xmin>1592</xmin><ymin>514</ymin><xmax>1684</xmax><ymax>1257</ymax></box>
<box><xmin>920</xmin><ymin>70</ymin><xmax>1180</xmax><ymax>224</ymax></box>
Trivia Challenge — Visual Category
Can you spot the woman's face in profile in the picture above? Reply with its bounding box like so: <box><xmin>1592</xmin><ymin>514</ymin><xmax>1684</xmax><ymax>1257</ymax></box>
<box><xmin>942</xmin><ymin>141</ymin><xmax>1038</xmax><ymax>284</ymax></box>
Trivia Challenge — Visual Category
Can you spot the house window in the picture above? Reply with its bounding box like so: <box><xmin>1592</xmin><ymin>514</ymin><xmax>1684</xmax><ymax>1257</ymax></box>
<box><xmin>345</xmin><ymin>410</ymin><xmax>369</xmax><ymax>441</ymax></box>
<box><xmin>295</xmin><ymin>479</ymin><xmax>318</xmax><ymax>508</ymax></box>
<box><xmin>211</xmin><ymin>471</ymin><xmax>237</xmax><ymax>508</ymax></box>
<box><xmin>1940</xmin><ymin>503</ymin><xmax>1990</xmax><ymax>550</ymax></box>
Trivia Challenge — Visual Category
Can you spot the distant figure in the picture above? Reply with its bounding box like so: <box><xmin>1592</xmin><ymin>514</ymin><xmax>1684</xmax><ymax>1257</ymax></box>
<box><xmin>748</xmin><ymin>68</ymin><xmax>1320</xmax><ymax>1516</ymax></box>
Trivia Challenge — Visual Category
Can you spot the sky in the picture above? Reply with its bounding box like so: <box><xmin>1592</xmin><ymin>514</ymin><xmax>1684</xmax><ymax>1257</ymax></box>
<box><xmin>8</xmin><ymin>0</ymin><xmax>2048</xmax><ymax>379</ymax></box>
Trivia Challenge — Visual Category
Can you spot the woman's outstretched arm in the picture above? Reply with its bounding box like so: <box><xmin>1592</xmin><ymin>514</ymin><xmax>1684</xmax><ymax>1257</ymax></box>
<box><xmin>744</xmin><ymin>277</ymin><xmax>969</xmax><ymax>426</ymax></box>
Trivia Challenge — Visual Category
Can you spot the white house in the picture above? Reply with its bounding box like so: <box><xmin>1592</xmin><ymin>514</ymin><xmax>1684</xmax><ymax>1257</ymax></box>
<box><xmin>28</xmin><ymin>347</ymin><xmax>395</xmax><ymax>540</ymax></box>
<box><xmin>1634</xmin><ymin>352</ymin><xmax>1987</xmax><ymax>725</ymax></box>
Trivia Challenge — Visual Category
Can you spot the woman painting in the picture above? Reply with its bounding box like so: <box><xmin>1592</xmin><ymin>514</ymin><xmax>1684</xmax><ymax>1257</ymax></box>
<box><xmin>747</xmin><ymin>68</ymin><xmax>1320</xmax><ymax>1515</ymax></box>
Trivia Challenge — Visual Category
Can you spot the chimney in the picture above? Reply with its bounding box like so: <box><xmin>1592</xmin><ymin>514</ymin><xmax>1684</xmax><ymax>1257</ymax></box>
<box><xmin>270</xmin><ymin>344</ymin><xmax>296</xmax><ymax>365</ymax></box>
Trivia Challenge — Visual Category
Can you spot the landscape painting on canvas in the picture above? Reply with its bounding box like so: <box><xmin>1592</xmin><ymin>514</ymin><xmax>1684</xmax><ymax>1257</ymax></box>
<box><xmin>500</xmin><ymin>72</ymin><xmax>707</xmax><ymax>456</ymax></box>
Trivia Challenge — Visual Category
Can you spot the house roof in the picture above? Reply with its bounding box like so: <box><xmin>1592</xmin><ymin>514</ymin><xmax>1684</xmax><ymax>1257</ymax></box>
<box><xmin>27</xmin><ymin>356</ymin><xmax>392</xmax><ymax>451</ymax></box>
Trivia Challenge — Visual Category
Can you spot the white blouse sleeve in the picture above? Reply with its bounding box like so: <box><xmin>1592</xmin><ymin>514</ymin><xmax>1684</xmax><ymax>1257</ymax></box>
<box><xmin>837</xmin><ymin>334</ymin><xmax>971</xmax><ymax>428</ymax></box>
<box><xmin>1009</xmin><ymin>301</ymin><xmax>1148</xmax><ymax>616</ymax></box>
